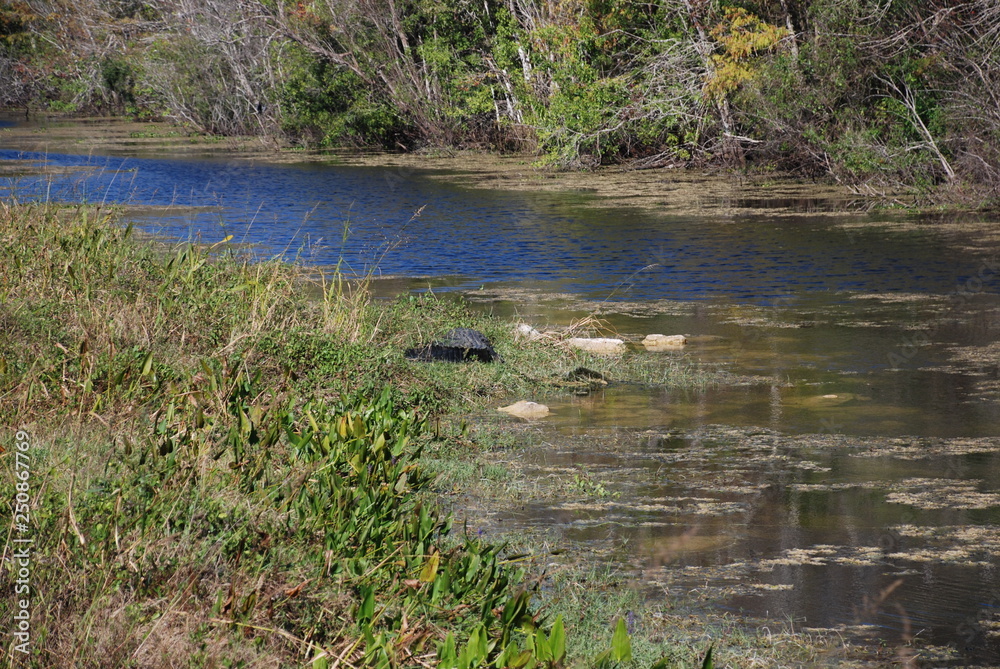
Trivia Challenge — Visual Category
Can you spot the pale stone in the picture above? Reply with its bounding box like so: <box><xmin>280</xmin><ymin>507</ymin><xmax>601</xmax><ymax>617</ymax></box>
<box><xmin>565</xmin><ymin>337</ymin><xmax>626</xmax><ymax>354</ymax></box>
<box><xmin>515</xmin><ymin>323</ymin><xmax>545</xmax><ymax>341</ymax></box>
<box><xmin>789</xmin><ymin>393</ymin><xmax>860</xmax><ymax>408</ymax></box>
<box><xmin>498</xmin><ymin>400</ymin><xmax>550</xmax><ymax>419</ymax></box>
<box><xmin>642</xmin><ymin>334</ymin><xmax>687</xmax><ymax>350</ymax></box>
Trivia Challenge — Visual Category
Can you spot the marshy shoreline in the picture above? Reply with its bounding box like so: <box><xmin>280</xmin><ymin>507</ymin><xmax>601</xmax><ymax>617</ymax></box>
<box><xmin>0</xmin><ymin>113</ymin><xmax>911</xmax><ymax>217</ymax></box>
<box><xmin>6</xmin><ymin>115</ymin><xmax>1000</xmax><ymax>666</ymax></box>
<box><xmin>0</xmin><ymin>198</ymin><xmax>918</xmax><ymax>667</ymax></box>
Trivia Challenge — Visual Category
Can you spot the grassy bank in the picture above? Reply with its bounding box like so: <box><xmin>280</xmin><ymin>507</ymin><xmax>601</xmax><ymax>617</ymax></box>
<box><xmin>0</xmin><ymin>201</ymin><xmax>688</xmax><ymax>667</ymax></box>
<box><xmin>0</xmin><ymin>202</ymin><xmax>881</xmax><ymax>667</ymax></box>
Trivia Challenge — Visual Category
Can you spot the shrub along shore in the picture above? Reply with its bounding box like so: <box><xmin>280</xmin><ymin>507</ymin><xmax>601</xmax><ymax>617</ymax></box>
<box><xmin>2</xmin><ymin>1</ymin><xmax>1000</xmax><ymax>206</ymax></box>
<box><xmin>1</xmin><ymin>202</ymin><xmax>891</xmax><ymax>667</ymax></box>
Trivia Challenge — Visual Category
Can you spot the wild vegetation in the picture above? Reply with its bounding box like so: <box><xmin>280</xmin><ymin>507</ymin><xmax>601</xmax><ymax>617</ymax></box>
<box><xmin>0</xmin><ymin>201</ymin><xmax>737</xmax><ymax>667</ymax></box>
<box><xmin>1</xmin><ymin>0</ymin><xmax>999</xmax><ymax>203</ymax></box>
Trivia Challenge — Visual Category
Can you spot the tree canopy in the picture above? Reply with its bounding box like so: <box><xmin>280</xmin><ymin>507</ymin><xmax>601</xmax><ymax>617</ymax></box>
<box><xmin>2</xmin><ymin>0</ymin><xmax>999</xmax><ymax>199</ymax></box>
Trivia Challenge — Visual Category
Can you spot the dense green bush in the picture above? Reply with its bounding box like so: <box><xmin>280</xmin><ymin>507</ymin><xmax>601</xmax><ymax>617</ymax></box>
<box><xmin>279</xmin><ymin>45</ymin><xmax>410</xmax><ymax>147</ymax></box>
<box><xmin>3</xmin><ymin>0</ymin><xmax>999</xmax><ymax>200</ymax></box>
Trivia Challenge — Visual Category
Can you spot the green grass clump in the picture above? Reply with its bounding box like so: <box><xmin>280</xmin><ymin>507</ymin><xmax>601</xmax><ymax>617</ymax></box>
<box><xmin>0</xmin><ymin>200</ymin><xmax>596</xmax><ymax>423</ymax></box>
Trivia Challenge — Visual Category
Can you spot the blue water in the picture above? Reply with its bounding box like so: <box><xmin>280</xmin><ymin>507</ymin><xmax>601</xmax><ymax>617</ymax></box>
<box><xmin>1</xmin><ymin>146</ymin><xmax>993</xmax><ymax>303</ymax></box>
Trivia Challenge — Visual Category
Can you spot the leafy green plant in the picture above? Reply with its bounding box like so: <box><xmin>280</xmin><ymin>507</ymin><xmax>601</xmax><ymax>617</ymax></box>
<box><xmin>569</xmin><ymin>473</ymin><xmax>617</xmax><ymax>499</ymax></box>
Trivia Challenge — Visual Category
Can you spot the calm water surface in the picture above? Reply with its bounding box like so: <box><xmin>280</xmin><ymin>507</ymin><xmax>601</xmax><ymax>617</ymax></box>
<box><xmin>0</xmin><ymin>140</ymin><xmax>992</xmax><ymax>301</ymax></box>
<box><xmin>4</xmin><ymin>119</ymin><xmax>1000</xmax><ymax>664</ymax></box>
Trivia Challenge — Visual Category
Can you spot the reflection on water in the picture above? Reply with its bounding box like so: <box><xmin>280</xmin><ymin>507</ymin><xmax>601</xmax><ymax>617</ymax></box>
<box><xmin>4</xmin><ymin>120</ymin><xmax>1000</xmax><ymax>664</ymax></box>
<box><xmin>1</xmin><ymin>144</ymin><xmax>996</xmax><ymax>303</ymax></box>
<box><xmin>497</xmin><ymin>410</ymin><xmax>1000</xmax><ymax>664</ymax></box>
<box><xmin>476</xmin><ymin>293</ymin><xmax>1000</xmax><ymax>665</ymax></box>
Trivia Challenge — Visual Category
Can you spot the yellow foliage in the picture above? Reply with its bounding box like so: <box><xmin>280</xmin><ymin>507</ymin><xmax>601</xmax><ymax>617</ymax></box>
<box><xmin>704</xmin><ymin>7</ymin><xmax>789</xmax><ymax>100</ymax></box>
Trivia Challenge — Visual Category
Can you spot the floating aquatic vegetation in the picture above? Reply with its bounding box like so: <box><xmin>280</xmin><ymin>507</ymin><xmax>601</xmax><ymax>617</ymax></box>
<box><xmin>658</xmin><ymin>533</ymin><xmax>998</xmax><ymax>578</ymax></box>
<box><xmin>885</xmin><ymin>548</ymin><xmax>990</xmax><ymax>565</ymax></box>
<box><xmin>688</xmin><ymin>483</ymin><xmax>771</xmax><ymax>495</ymax></box>
<box><xmin>556</xmin><ymin>502</ymin><xmax>619</xmax><ymax>512</ymax></box>
<box><xmin>790</xmin><ymin>461</ymin><xmax>832</xmax><ymax>472</ymax></box>
<box><xmin>833</xmin><ymin>319</ymin><xmax>898</xmax><ymax>328</ymax></box>
<box><xmin>462</xmin><ymin>287</ymin><xmax>580</xmax><ymax>304</ymax></box>
<box><xmin>932</xmin><ymin>341</ymin><xmax>1000</xmax><ymax>400</ymax></box>
<box><xmin>759</xmin><ymin>546</ymin><xmax>839</xmax><ymax>569</ymax></box>
<box><xmin>554</xmin><ymin>498</ymin><xmax>746</xmax><ymax>516</ymax></box>
<box><xmin>574</xmin><ymin>299</ymin><xmax>701</xmax><ymax>317</ymax></box>
<box><xmin>850</xmin><ymin>436</ymin><xmax>1000</xmax><ymax>459</ymax></box>
<box><xmin>894</xmin><ymin>524</ymin><xmax>1000</xmax><ymax>542</ymax></box>
<box><xmin>849</xmin><ymin>292</ymin><xmax>946</xmax><ymax>304</ymax></box>
<box><xmin>788</xmin><ymin>482</ymin><xmax>882</xmax><ymax>492</ymax></box>
<box><xmin>886</xmin><ymin>478</ymin><xmax>1000</xmax><ymax>510</ymax></box>
<box><xmin>834</xmin><ymin>546</ymin><xmax>887</xmax><ymax>566</ymax></box>
<box><xmin>886</xmin><ymin>524</ymin><xmax>1000</xmax><ymax>565</ymax></box>
<box><xmin>907</xmin><ymin>645</ymin><xmax>964</xmax><ymax>663</ymax></box>
<box><xmin>720</xmin><ymin>315</ymin><xmax>815</xmax><ymax>328</ymax></box>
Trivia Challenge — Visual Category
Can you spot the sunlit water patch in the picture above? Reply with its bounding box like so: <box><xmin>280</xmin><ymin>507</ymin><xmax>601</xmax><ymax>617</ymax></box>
<box><xmin>2</xmin><ymin>126</ymin><xmax>999</xmax><ymax>303</ymax></box>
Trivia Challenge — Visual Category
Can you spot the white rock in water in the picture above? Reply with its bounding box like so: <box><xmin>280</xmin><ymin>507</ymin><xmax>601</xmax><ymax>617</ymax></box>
<box><xmin>642</xmin><ymin>334</ymin><xmax>687</xmax><ymax>350</ymax></box>
<box><xmin>515</xmin><ymin>323</ymin><xmax>545</xmax><ymax>341</ymax></box>
<box><xmin>565</xmin><ymin>337</ymin><xmax>626</xmax><ymax>354</ymax></box>
<box><xmin>498</xmin><ymin>400</ymin><xmax>550</xmax><ymax>419</ymax></box>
